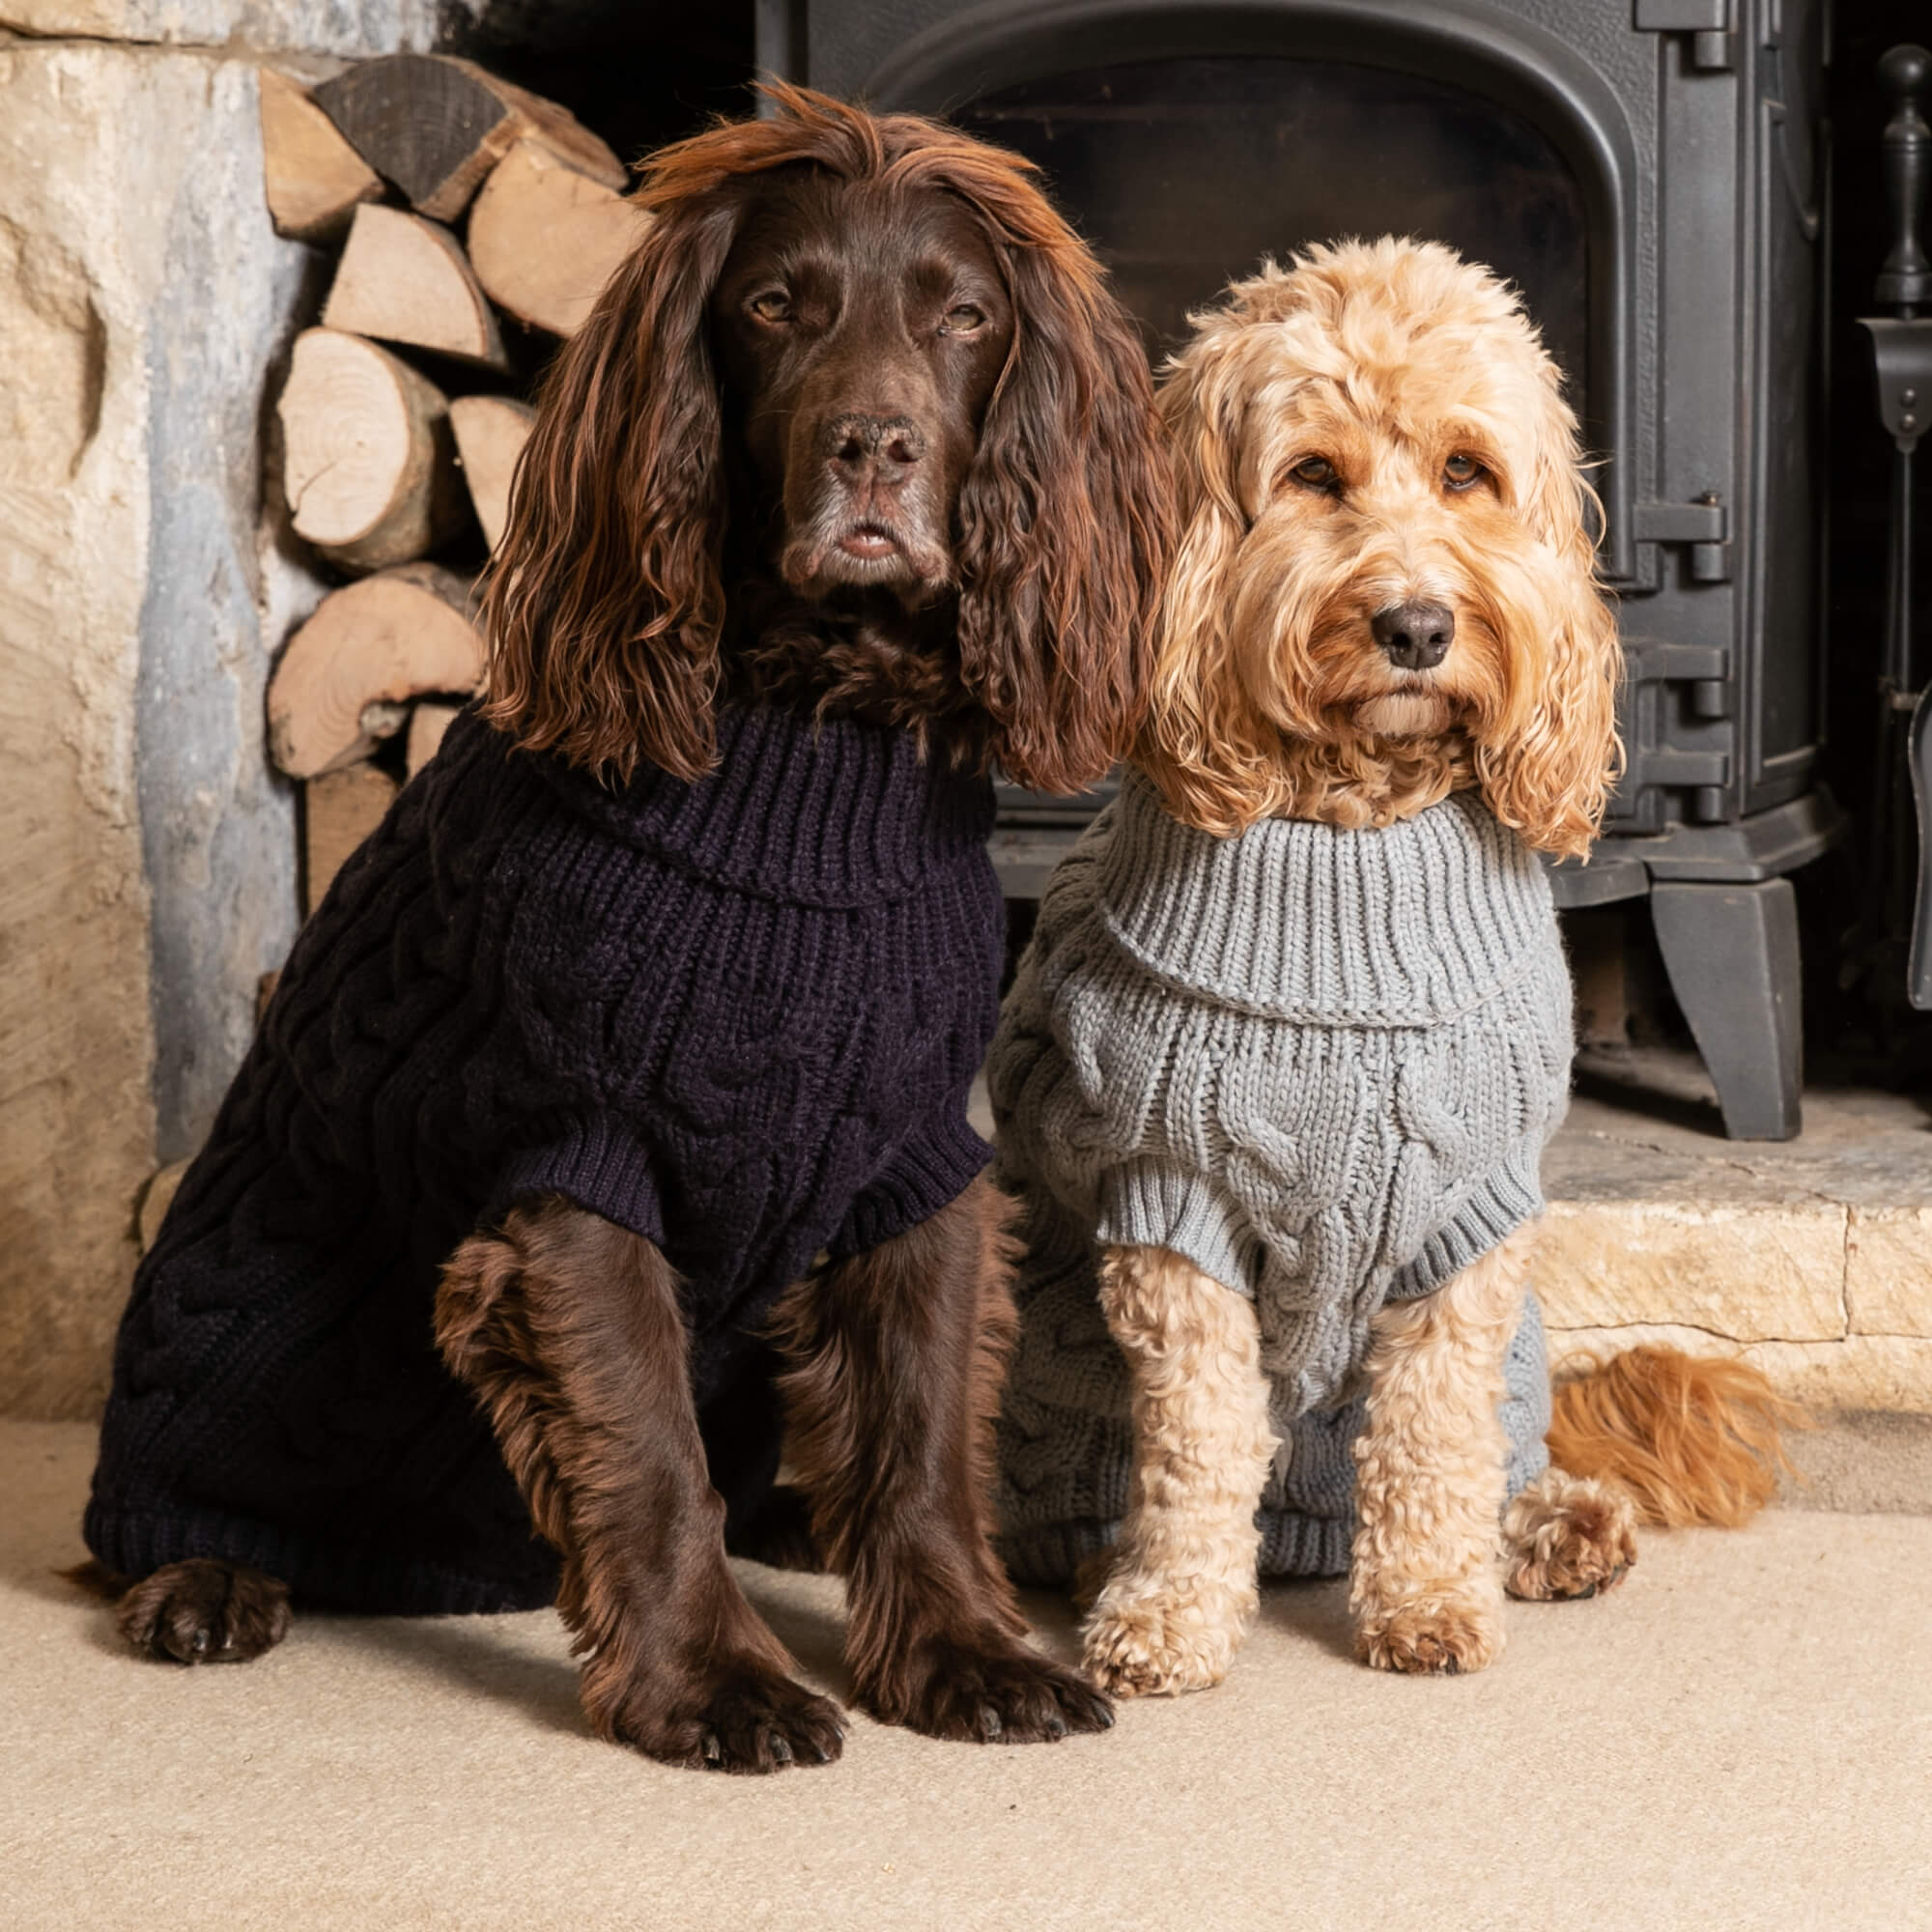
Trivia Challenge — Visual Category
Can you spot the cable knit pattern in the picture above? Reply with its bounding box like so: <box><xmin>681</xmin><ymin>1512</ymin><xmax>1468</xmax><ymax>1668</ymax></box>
<box><xmin>86</xmin><ymin>706</ymin><xmax>1003</xmax><ymax>1614</ymax></box>
<box><xmin>991</xmin><ymin>774</ymin><xmax>1569</xmax><ymax>1582</ymax></box>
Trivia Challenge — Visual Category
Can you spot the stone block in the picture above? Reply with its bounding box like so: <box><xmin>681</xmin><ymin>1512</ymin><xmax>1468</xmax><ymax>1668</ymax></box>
<box><xmin>1548</xmin><ymin>1323</ymin><xmax>1932</xmax><ymax>1414</ymax></box>
<box><xmin>0</xmin><ymin>2</ymin><xmax>467</xmax><ymax>58</ymax></box>
<box><xmin>1845</xmin><ymin>1207</ymin><xmax>1932</xmax><ymax>1339</ymax></box>
<box><xmin>1537</xmin><ymin>1199</ymin><xmax>1848</xmax><ymax>1343</ymax></box>
<box><xmin>0</xmin><ymin>42</ymin><xmax>327</xmax><ymax>1415</ymax></box>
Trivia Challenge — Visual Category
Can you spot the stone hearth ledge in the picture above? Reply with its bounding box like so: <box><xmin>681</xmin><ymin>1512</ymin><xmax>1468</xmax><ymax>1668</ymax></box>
<box><xmin>1541</xmin><ymin>1080</ymin><xmax>1932</xmax><ymax>1412</ymax></box>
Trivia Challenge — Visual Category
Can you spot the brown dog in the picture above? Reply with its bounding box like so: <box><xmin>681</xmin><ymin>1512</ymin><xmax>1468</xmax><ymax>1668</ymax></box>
<box><xmin>80</xmin><ymin>85</ymin><xmax>1171</xmax><ymax>1773</ymax></box>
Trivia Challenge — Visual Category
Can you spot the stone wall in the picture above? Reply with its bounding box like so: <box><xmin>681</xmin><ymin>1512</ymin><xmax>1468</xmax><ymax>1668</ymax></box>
<box><xmin>0</xmin><ymin>6</ymin><xmax>471</xmax><ymax>1415</ymax></box>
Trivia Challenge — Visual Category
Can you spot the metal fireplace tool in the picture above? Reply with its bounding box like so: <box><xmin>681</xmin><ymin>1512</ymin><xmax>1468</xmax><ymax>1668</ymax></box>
<box><xmin>1858</xmin><ymin>45</ymin><xmax>1932</xmax><ymax>1011</ymax></box>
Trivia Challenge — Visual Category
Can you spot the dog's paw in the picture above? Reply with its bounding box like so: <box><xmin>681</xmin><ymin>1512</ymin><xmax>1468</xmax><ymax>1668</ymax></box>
<box><xmin>114</xmin><ymin>1559</ymin><xmax>292</xmax><ymax>1665</ymax></box>
<box><xmin>601</xmin><ymin>1665</ymin><xmax>847</xmax><ymax>1775</ymax></box>
<box><xmin>1081</xmin><ymin>1582</ymin><xmax>1253</xmax><ymax>1698</ymax></box>
<box><xmin>1353</xmin><ymin>1591</ymin><xmax>1504</xmax><ymax>1676</ymax></box>
<box><xmin>1504</xmin><ymin>1471</ymin><xmax>1639</xmax><ymax>1602</ymax></box>
<box><xmin>865</xmin><ymin>1639</ymin><xmax>1114</xmax><ymax>1745</ymax></box>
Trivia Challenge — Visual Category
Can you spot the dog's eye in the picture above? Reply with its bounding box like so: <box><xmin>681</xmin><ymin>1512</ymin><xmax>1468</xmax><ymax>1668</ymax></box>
<box><xmin>1288</xmin><ymin>457</ymin><xmax>1337</xmax><ymax>491</ymax></box>
<box><xmin>939</xmin><ymin>303</ymin><xmax>986</xmax><ymax>335</ymax></box>
<box><xmin>1443</xmin><ymin>454</ymin><xmax>1487</xmax><ymax>491</ymax></box>
<box><xmin>748</xmin><ymin>291</ymin><xmax>792</xmax><ymax>325</ymax></box>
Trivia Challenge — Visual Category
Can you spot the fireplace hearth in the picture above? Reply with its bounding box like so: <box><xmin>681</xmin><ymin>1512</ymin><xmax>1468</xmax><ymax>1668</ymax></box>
<box><xmin>761</xmin><ymin>0</ymin><xmax>1842</xmax><ymax>1139</ymax></box>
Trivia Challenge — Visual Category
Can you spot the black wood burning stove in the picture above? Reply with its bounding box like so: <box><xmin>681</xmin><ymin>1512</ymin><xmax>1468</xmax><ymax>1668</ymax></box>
<box><xmin>759</xmin><ymin>0</ymin><xmax>1843</xmax><ymax>1139</ymax></box>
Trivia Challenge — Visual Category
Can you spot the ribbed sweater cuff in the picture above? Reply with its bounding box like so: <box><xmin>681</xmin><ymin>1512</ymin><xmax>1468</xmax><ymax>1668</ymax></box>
<box><xmin>82</xmin><ymin>1500</ymin><xmax>558</xmax><ymax>1615</ymax></box>
<box><xmin>832</xmin><ymin>1111</ymin><xmax>992</xmax><ymax>1257</ymax></box>
<box><xmin>1094</xmin><ymin>1165</ymin><xmax>1254</xmax><ymax>1298</ymax></box>
<box><xmin>491</xmin><ymin>1118</ymin><xmax>663</xmax><ymax>1244</ymax></box>
<box><xmin>1390</xmin><ymin>1151</ymin><xmax>1546</xmax><ymax>1301</ymax></box>
<box><xmin>996</xmin><ymin>1519</ymin><xmax>1118</xmax><ymax>1589</ymax></box>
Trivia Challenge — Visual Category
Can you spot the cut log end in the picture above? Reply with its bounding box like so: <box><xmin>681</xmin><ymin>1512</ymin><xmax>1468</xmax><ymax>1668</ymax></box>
<box><xmin>259</xmin><ymin>68</ymin><xmax>384</xmax><ymax>243</ymax></box>
<box><xmin>468</xmin><ymin>138</ymin><xmax>649</xmax><ymax>337</ymax></box>
<box><xmin>305</xmin><ymin>761</ymin><xmax>401</xmax><ymax>915</ymax></box>
<box><xmin>407</xmin><ymin>701</ymin><xmax>465</xmax><ymax>777</ymax></box>
<box><xmin>278</xmin><ymin>327</ymin><xmax>467</xmax><ymax>574</ymax></box>
<box><xmin>322</xmin><ymin>204</ymin><xmax>508</xmax><ymax>371</ymax></box>
<box><xmin>448</xmin><ymin>393</ymin><xmax>534</xmax><ymax>552</ymax></box>
<box><xmin>137</xmin><ymin>1159</ymin><xmax>193</xmax><ymax>1256</ymax></box>
<box><xmin>270</xmin><ymin>565</ymin><xmax>484</xmax><ymax>779</ymax></box>
<box><xmin>312</xmin><ymin>53</ymin><xmax>625</xmax><ymax>225</ymax></box>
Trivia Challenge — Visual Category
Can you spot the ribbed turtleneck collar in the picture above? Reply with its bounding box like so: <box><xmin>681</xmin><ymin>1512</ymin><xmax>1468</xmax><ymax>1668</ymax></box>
<box><xmin>1094</xmin><ymin>773</ymin><xmax>1554</xmax><ymax>1026</ymax></box>
<box><xmin>525</xmin><ymin>705</ymin><xmax>995</xmax><ymax>909</ymax></box>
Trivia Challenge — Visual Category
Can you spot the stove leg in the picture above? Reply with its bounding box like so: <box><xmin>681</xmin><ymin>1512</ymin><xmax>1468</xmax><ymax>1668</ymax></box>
<box><xmin>1649</xmin><ymin>879</ymin><xmax>1803</xmax><ymax>1140</ymax></box>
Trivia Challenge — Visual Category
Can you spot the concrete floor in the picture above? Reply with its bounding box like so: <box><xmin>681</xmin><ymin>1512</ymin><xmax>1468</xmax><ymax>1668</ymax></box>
<box><xmin>7</xmin><ymin>1418</ymin><xmax>1931</xmax><ymax>1932</ymax></box>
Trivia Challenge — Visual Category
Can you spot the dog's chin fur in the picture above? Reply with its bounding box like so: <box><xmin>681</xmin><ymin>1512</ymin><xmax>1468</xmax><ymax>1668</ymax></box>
<box><xmin>1261</xmin><ymin>730</ymin><xmax>1475</xmax><ymax>831</ymax></box>
<box><xmin>1350</xmin><ymin>689</ymin><xmax>1454</xmax><ymax>742</ymax></box>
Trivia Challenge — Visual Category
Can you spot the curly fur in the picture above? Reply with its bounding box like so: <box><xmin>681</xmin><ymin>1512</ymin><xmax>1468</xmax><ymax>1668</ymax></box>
<box><xmin>1081</xmin><ymin>1244</ymin><xmax>1279</xmax><ymax>1697</ymax></box>
<box><xmin>1350</xmin><ymin>1229</ymin><xmax>1533</xmax><ymax>1674</ymax></box>
<box><xmin>1503</xmin><ymin>1468</ymin><xmax>1639</xmax><ymax>1602</ymax></box>
<box><xmin>1078</xmin><ymin>240</ymin><xmax>1788</xmax><ymax>1691</ymax></box>
<box><xmin>1138</xmin><ymin>238</ymin><xmax>1622</xmax><ymax>858</ymax></box>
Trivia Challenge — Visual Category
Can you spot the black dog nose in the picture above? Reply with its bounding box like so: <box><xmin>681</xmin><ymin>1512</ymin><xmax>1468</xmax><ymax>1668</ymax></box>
<box><xmin>1371</xmin><ymin>601</ymin><xmax>1455</xmax><ymax>670</ymax></box>
<box><xmin>825</xmin><ymin>413</ymin><xmax>925</xmax><ymax>486</ymax></box>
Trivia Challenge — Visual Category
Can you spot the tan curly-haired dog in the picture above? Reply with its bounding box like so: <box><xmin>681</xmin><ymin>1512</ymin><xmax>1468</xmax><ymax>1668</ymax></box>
<box><xmin>1077</xmin><ymin>238</ymin><xmax>1799</xmax><ymax>1694</ymax></box>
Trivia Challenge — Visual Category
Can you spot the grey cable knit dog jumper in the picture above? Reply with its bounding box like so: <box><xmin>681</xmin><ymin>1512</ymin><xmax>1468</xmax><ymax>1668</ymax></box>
<box><xmin>990</xmin><ymin>773</ymin><xmax>1571</xmax><ymax>1583</ymax></box>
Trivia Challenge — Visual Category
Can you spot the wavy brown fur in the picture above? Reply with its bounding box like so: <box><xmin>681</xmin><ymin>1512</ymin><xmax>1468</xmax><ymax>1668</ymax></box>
<box><xmin>436</xmin><ymin>1199</ymin><xmax>848</xmax><ymax>1773</ymax></box>
<box><xmin>766</xmin><ymin>1175</ymin><xmax>1111</xmax><ymax>1742</ymax></box>
<box><xmin>483</xmin><ymin>80</ymin><xmax>1172</xmax><ymax>794</ymax></box>
<box><xmin>1548</xmin><ymin>1346</ymin><xmax>1810</xmax><ymax>1528</ymax></box>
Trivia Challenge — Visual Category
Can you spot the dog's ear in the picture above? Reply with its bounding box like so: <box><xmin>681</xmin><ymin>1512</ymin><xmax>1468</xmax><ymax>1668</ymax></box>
<box><xmin>1475</xmin><ymin>373</ymin><xmax>1624</xmax><ymax>862</ymax></box>
<box><xmin>1133</xmin><ymin>333</ymin><xmax>1281</xmax><ymax>835</ymax></box>
<box><xmin>952</xmin><ymin>232</ymin><xmax>1173</xmax><ymax>796</ymax></box>
<box><xmin>482</xmin><ymin>195</ymin><xmax>740</xmax><ymax>786</ymax></box>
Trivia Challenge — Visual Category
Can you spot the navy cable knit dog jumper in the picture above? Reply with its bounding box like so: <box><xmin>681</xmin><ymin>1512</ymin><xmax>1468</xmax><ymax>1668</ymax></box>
<box><xmin>84</xmin><ymin>706</ymin><xmax>1003</xmax><ymax>1613</ymax></box>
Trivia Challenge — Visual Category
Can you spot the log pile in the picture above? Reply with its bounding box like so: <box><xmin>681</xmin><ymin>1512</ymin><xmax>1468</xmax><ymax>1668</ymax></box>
<box><xmin>259</xmin><ymin>52</ymin><xmax>646</xmax><ymax>911</ymax></box>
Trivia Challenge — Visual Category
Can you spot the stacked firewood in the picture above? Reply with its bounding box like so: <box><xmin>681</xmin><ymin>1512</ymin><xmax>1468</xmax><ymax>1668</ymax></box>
<box><xmin>259</xmin><ymin>54</ymin><xmax>645</xmax><ymax>912</ymax></box>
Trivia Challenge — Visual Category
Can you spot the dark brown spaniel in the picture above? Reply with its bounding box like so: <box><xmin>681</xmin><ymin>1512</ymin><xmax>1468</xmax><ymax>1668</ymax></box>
<box><xmin>80</xmin><ymin>84</ymin><xmax>1170</xmax><ymax>1776</ymax></box>
<box><xmin>485</xmin><ymin>81</ymin><xmax>1168</xmax><ymax>789</ymax></box>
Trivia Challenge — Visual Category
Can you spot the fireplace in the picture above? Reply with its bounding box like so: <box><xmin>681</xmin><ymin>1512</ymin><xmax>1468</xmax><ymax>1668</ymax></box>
<box><xmin>760</xmin><ymin>0</ymin><xmax>1841</xmax><ymax>1139</ymax></box>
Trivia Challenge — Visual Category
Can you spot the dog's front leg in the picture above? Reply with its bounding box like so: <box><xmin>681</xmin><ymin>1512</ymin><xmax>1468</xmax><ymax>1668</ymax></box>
<box><xmin>1350</xmin><ymin>1225</ymin><xmax>1533</xmax><ymax>1675</ymax></box>
<box><xmin>437</xmin><ymin>1199</ymin><xmax>846</xmax><ymax>1773</ymax></box>
<box><xmin>769</xmin><ymin>1173</ymin><xmax>1113</xmax><ymax>1744</ymax></box>
<box><xmin>1081</xmin><ymin>1243</ymin><xmax>1277</xmax><ymax>1697</ymax></box>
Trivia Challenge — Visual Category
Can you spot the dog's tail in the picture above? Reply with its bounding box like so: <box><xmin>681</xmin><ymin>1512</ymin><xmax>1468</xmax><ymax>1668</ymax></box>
<box><xmin>1548</xmin><ymin>1346</ymin><xmax>1810</xmax><ymax>1527</ymax></box>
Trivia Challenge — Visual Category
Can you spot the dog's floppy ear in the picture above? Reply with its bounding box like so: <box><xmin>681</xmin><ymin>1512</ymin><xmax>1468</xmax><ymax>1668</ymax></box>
<box><xmin>952</xmin><ymin>215</ymin><xmax>1173</xmax><ymax>797</ymax></box>
<box><xmin>483</xmin><ymin>193</ymin><xmax>741</xmax><ymax>786</ymax></box>
<box><xmin>1475</xmin><ymin>371</ymin><xmax>1624</xmax><ymax>861</ymax></box>
<box><xmin>1134</xmin><ymin>328</ymin><xmax>1280</xmax><ymax>835</ymax></box>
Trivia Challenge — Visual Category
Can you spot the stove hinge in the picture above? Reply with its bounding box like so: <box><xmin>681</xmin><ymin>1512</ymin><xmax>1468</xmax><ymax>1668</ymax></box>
<box><xmin>1632</xmin><ymin>494</ymin><xmax>1732</xmax><ymax>582</ymax></box>
<box><xmin>1634</xmin><ymin>0</ymin><xmax>1736</xmax><ymax>72</ymax></box>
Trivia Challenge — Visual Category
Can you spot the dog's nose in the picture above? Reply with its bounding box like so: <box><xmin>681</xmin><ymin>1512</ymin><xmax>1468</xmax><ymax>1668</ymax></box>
<box><xmin>1371</xmin><ymin>601</ymin><xmax>1455</xmax><ymax>670</ymax></box>
<box><xmin>825</xmin><ymin>413</ymin><xmax>925</xmax><ymax>488</ymax></box>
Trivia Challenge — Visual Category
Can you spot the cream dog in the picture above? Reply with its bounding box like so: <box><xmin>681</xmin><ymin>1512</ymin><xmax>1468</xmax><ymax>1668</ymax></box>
<box><xmin>993</xmin><ymin>240</ymin><xmax>1657</xmax><ymax>1693</ymax></box>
